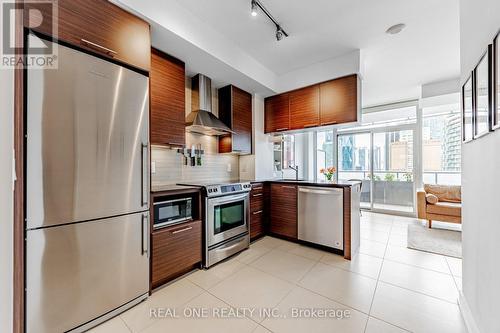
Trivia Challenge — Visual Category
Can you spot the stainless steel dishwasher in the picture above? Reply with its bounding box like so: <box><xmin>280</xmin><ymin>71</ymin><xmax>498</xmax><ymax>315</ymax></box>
<box><xmin>298</xmin><ymin>186</ymin><xmax>343</xmax><ymax>249</ymax></box>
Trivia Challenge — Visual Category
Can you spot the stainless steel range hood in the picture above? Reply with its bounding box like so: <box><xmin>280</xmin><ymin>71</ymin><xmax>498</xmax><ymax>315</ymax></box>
<box><xmin>186</xmin><ymin>74</ymin><xmax>234</xmax><ymax>136</ymax></box>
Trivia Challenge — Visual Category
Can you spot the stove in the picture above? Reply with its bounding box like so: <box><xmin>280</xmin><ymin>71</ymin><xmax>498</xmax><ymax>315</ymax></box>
<box><xmin>177</xmin><ymin>181</ymin><xmax>251</xmax><ymax>267</ymax></box>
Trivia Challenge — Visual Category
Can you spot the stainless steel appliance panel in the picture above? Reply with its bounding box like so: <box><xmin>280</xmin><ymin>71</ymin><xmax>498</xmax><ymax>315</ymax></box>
<box><xmin>26</xmin><ymin>35</ymin><xmax>149</xmax><ymax>229</ymax></box>
<box><xmin>298</xmin><ymin>186</ymin><xmax>344</xmax><ymax>249</ymax></box>
<box><xmin>206</xmin><ymin>193</ymin><xmax>249</xmax><ymax>247</ymax></box>
<box><xmin>207</xmin><ymin>234</ymin><xmax>250</xmax><ymax>268</ymax></box>
<box><xmin>26</xmin><ymin>212</ymin><xmax>149</xmax><ymax>333</ymax></box>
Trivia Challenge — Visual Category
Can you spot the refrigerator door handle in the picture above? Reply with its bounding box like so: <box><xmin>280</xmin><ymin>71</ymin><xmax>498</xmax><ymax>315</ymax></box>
<box><xmin>141</xmin><ymin>213</ymin><xmax>149</xmax><ymax>257</ymax></box>
<box><xmin>141</xmin><ymin>142</ymin><xmax>149</xmax><ymax>207</ymax></box>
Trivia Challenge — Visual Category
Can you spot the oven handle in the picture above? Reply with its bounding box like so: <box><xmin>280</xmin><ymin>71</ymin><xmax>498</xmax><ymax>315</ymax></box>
<box><xmin>207</xmin><ymin>193</ymin><xmax>249</xmax><ymax>205</ymax></box>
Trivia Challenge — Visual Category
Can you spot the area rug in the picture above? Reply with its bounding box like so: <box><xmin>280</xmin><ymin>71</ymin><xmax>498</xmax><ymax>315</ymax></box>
<box><xmin>407</xmin><ymin>223</ymin><xmax>462</xmax><ymax>258</ymax></box>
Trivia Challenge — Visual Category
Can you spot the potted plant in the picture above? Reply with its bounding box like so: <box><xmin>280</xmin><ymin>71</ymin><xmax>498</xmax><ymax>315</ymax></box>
<box><xmin>320</xmin><ymin>166</ymin><xmax>336</xmax><ymax>182</ymax></box>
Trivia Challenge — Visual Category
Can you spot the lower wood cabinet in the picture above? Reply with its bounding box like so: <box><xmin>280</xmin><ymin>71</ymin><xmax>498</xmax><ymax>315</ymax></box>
<box><xmin>249</xmin><ymin>183</ymin><xmax>266</xmax><ymax>240</ymax></box>
<box><xmin>270</xmin><ymin>184</ymin><xmax>297</xmax><ymax>239</ymax></box>
<box><xmin>151</xmin><ymin>220</ymin><xmax>201</xmax><ymax>289</ymax></box>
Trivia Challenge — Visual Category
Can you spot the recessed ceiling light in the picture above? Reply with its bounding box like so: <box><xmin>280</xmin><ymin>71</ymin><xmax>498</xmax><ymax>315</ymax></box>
<box><xmin>386</xmin><ymin>23</ymin><xmax>406</xmax><ymax>35</ymax></box>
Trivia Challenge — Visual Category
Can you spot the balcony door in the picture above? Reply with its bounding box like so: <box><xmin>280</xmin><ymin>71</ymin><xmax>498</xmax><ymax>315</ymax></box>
<box><xmin>338</xmin><ymin>125</ymin><xmax>416</xmax><ymax>215</ymax></box>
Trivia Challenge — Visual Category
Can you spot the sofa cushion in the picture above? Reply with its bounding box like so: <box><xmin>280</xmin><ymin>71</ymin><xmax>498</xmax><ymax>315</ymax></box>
<box><xmin>427</xmin><ymin>201</ymin><xmax>461</xmax><ymax>217</ymax></box>
<box><xmin>424</xmin><ymin>184</ymin><xmax>461</xmax><ymax>203</ymax></box>
<box><xmin>426</xmin><ymin>193</ymin><xmax>439</xmax><ymax>204</ymax></box>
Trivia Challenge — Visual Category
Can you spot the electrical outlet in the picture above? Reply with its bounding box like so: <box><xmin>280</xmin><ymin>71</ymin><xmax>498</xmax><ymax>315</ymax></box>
<box><xmin>226</xmin><ymin>163</ymin><xmax>232</xmax><ymax>172</ymax></box>
<box><xmin>151</xmin><ymin>161</ymin><xmax>156</xmax><ymax>174</ymax></box>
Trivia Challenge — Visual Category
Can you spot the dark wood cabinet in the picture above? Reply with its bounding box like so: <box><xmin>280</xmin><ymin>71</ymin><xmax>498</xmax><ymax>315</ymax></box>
<box><xmin>270</xmin><ymin>184</ymin><xmax>297</xmax><ymax>239</ymax></box>
<box><xmin>24</xmin><ymin>0</ymin><xmax>151</xmax><ymax>72</ymax></box>
<box><xmin>264</xmin><ymin>75</ymin><xmax>359</xmax><ymax>133</ymax></box>
<box><xmin>218</xmin><ymin>85</ymin><xmax>252</xmax><ymax>154</ymax></box>
<box><xmin>290</xmin><ymin>84</ymin><xmax>320</xmax><ymax>130</ymax></box>
<box><xmin>320</xmin><ymin>74</ymin><xmax>358</xmax><ymax>126</ymax></box>
<box><xmin>250</xmin><ymin>183</ymin><xmax>265</xmax><ymax>240</ymax></box>
<box><xmin>151</xmin><ymin>220</ymin><xmax>202</xmax><ymax>289</ymax></box>
<box><xmin>264</xmin><ymin>93</ymin><xmax>290</xmax><ymax>133</ymax></box>
<box><xmin>150</xmin><ymin>48</ymin><xmax>186</xmax><ymax>147</ymax></box>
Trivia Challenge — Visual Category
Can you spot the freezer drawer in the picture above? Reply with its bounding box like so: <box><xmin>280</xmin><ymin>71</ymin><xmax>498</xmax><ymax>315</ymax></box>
<box><xmin>26</xmin><ymin>212</ymin><xmax>149</xmax><ymax>333</ymax></box>
<box><xmin>298</xmin><ymin>186</ymin><xmax>344</xmax><ymax>249</ymax></box>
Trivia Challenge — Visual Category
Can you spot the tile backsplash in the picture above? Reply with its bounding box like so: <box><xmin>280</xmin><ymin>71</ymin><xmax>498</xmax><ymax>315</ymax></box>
<box><xmin>151</xmin><ymin>133</ymin><xmax>239</xmax><ymax>185</ymax></box>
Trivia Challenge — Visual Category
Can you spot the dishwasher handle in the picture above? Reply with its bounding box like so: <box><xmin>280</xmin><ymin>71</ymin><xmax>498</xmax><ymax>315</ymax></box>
<box><xmin>299</xmin><ymin>187</ymin><xmax>343</xmax><ymax>195</ymax></box>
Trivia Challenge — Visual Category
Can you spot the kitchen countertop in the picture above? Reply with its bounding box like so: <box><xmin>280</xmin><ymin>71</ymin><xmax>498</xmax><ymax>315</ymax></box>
<box><xmin>151</xmin><ymin>184</ymin><xmax>201</xmax><ymax>193</ymax></box>
<box><xmin>241</xmin><ymin>179</ymin><xmax>361</xmax><ymax>188</ymax></box>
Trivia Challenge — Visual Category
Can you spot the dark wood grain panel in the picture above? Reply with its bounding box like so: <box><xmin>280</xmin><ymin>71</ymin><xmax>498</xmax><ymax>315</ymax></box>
<box><xmin>218</xmin><ymin>85</ymin><xmax>252</xmax><ymax>154</ymax></box>
<box><xmin>249</xmin><ymin>182</ymin><xmax>266</xmax><ymax>240</ymax></box>
<box><xmin>343</xmin><ymin>187</ymin><xmax>352</xmax><ymax>260</ymax></box>
<box><xmin>150</xmin><ymin>48</ymin><xmax>186</xmax><ymax>146</ymax></box>
<box><xmin>151</xmin><ymin>220</ymin><xmax>202</xmax><ymax>288</ymax></box>
<box><xmin>232</xmin><ymin>86</ymin><xmax>252</xmax><ymax>153</ymax></box>
<box><xmin>250</xmin><ymin>211</ymin><xmax>265</xmax><ymax>240</ymax></box>
<box><xmin>270</xmin><ymin>184</ymin><xmax>297</xmax><ymax>239</ymax></box>
<box><xmin>264</xmin><ymin>93</ymin><xmax>290</xmax><ymax>133</ymax></box>
<box><xmin>24</xmin><ymin>0</ymin><xmax>151</xmax><ymax>71</ymax></box>
<box><xmin>290</xmin><ymin>84</ymin><xmax>320</xmax><ymax>130</ymax></box>
<box><xmin>14</xmin><ymin>2</ymin><xmax>24</xmax><ymax>331</ymax></box>
<box><xmin>250</xmin><ymin>193</ymin><xmax>264</xmax><ymax>212</ymax></box>
<box><xmin>320</xmin><ymin>74</ymin><xmax>358</xmax><ymax>126</ymax></box>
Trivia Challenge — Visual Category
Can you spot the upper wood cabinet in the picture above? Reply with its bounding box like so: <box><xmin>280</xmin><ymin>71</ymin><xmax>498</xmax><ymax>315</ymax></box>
<box><xmin>24</xmin><ymin>0</ymin><xmax>151</xmax><ymax>72</ymax></box>
<box><xmin>264</xmin><ymin>93</ymin><xmax>290</xmax><ymax>133</ymax></box>
<box><xmin>150</xmin><ymin>48</ymin><xmax>186</xmax><ymax>147</ymax></box>
<box><xmin>320</xmin><ymin>74</ymin><xmax>359</xmax><ymax>126</ymax></box>
<box><xmin>270</xmin><ymin>184</ymin><xmax>297</xmax><ymax>239</ymax></box>
<box><xmin>264</xmin><ymin>74</ymin><xmax>359</xmax><ymax>133</ymax></box>
<box><xmin>289</xmin><ymin>84</ymin><xmax>320</xmax><ymax>130</ymax></box>
<box><xmin>218</xmin><ymin>85</ymin><xmax>253</xmax><ymax>154</ymax></box>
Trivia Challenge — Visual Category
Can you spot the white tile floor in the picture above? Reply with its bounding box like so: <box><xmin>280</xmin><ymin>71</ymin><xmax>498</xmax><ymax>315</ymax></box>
<box><xmin>89</xmin><ymin>212</ymin><xmax>466</xmax><ymax>333</ymax></box>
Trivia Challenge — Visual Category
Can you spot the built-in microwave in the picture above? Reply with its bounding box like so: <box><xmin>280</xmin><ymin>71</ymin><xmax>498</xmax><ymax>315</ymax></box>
<box><xmin>153</xmin><ymin>197</ymin><xmax>192</xmax><ymax>229</ymax></box>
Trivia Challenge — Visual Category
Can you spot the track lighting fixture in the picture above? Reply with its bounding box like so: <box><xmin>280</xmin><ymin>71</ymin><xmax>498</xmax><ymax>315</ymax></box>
<box><xmin>251</xmin><ymin>0</ymin><xmax>258</xmax><ymax>17</ymax></box>
<box><xmin>250</xmin><ymin>0</ymin><xmax>289</xmax><ymax>41</ymax></box>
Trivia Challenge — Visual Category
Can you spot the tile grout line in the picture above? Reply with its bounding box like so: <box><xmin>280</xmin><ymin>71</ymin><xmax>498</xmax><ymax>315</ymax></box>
<box><xmin>363</xmin><ymin>216</ymin><xmax>392</xmax><ymax>332</ymax></box>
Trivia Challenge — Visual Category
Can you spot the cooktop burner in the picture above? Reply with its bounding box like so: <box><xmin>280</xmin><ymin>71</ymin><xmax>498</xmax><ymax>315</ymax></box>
<box><xmin>177</xmin><ymin>181</ymin><xmax>251</xmax><ymax>197</ymax></box>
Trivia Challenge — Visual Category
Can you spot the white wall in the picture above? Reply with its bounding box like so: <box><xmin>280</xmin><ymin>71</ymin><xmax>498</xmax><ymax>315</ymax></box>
<box><xmin>0</xmin><ymin>65</ymin><xmax>14</xmax><ymax>332</ymax></box>
<box><xmin>276</xmin><ymin>50</ymin><xmax>362</xmax><ymax>93</ymax></box>
<box><xmin>253</xmin><ymin>94</ymin><xmax>274</xmax><ymax>180</ymax></box>
<box><xmin>459</xmin><ymin>0</ymin><xmax>500</xmax><ymax>332</ymax></box>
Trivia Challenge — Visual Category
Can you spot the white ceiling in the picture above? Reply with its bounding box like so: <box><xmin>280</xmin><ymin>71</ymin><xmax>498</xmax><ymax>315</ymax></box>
<box><xmin>170</xmin><ymin>0</ymin><xmax>460</xmax><ymax>106</ymax></box>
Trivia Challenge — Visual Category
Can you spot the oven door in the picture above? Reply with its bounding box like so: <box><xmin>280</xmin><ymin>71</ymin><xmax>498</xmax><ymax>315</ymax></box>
<box><xmin>206</xmin><ymin>193</ymin><xmax>249</xmax><ymax>247</ymax></box>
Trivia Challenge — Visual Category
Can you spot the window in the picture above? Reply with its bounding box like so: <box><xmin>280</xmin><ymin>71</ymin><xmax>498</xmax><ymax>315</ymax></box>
<box><xmin>422</xmin><ymin>103</ymin><xmax>461</xmax><ymax>185</ymax></box>
<box><xmin>316</xmin><ymin>130</ymin><xmax>335</xmax><ymax>180</ymax></box>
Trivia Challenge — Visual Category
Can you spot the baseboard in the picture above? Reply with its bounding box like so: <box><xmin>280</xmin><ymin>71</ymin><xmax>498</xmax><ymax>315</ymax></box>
<box><xmin>458</xmin><ymin>291</ymin><xmax>480</xmax><ymax>333</ymax></box>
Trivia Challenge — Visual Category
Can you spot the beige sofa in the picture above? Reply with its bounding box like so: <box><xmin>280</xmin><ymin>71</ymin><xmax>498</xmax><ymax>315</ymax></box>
<box><xmin>417</xmin><ymin>184</ymin><xmax>462</xmax><ymax>228</ymax></box>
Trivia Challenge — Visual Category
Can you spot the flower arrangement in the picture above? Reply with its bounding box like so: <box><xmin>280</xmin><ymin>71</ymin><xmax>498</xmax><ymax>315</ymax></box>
<box><xmin>319</xmin><ymin>166</ymin><xmax>336</xmax><ymax>181</ymax></box>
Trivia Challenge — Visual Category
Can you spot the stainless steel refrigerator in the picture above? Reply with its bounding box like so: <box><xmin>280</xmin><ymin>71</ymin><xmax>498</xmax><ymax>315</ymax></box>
<box><xmin>25</xmin><ymin>34</ymin><xmax>150</xmax><ymax>333</ymax></box>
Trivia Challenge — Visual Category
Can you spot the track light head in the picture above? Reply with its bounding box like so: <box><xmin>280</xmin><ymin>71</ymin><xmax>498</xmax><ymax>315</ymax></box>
<box><xmin>251</xmin><ymin>0</ymin><xmax>258</xmax><ymax>16</ymax></box>
<box><xmin>275</xmin><ymin>26</ymin><xmax>284</xmax><ymax>41</ymax></box>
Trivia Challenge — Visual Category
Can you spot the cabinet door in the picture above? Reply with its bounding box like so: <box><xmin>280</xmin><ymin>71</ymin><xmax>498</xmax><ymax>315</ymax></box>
<box><xmin>250</xmin><ymin>183</ymin><xmax>265</xmax><ymax>240</ymax></box>
<box><xmin>151</xmin><ymin>220</ymin><xmax>201</xmax><ymax>288</ymax></box>
<box><xmin>25</xmin><ymin>0</ymin><xmax>151</xmax><ymax>72</ymax></box>
<box><xmin>319</xmin><ymin>74</ymin><xmax>358</xmax><ymax>126</ymax></box>
<box><xmin>290</xmin><ymin>85</ymin><xmax>320</xmax><ymax>130</ymax></box>
<box><xmin>265</xmin><ymin>93</ymin><xmax>290</xmax><ymax>133</ymax></box>
<box><xmin>218</xmin><ymin>86</ymin><xmax>252</xmax><ymax>154</ymax></box>
<box><xmin>150</xmin><ymin>49</ymin><xmax>186</xmax><ymax>146</ymax></box>
<box><xmin>270</xmin><ymin>184</ymin><xmax>297</xmax><ymax>239</ymax></box>
<box><xmin>232</xmin><ymin>87</ymin><xmax>253</xmax><ymax>153</ymax></box>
